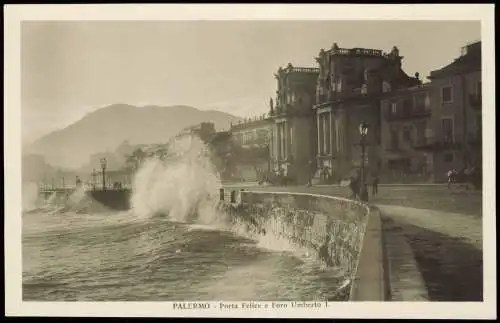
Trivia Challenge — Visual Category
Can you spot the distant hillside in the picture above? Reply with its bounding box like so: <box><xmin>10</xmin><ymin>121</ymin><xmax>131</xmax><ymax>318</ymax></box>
<box><xmin>22</xmin><ymin>154</ymin><xmax>82</xmax><ymax>185</ymax></box>
<box><xmin>24</xmin><ymin>104</ymin><xmax>242</xmax><ymax>169</ymax></box>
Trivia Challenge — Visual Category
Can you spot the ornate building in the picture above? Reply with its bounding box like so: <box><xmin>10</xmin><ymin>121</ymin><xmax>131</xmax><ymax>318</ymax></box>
<box><xmin>269</xmin><ymin>63</ymin><xmax>319</xmax><ymax>184</ymax></box>
<box><xmin>313</xmin><ymin>43</ymin><xmax>418</xmax><ymax>182</ymax></box>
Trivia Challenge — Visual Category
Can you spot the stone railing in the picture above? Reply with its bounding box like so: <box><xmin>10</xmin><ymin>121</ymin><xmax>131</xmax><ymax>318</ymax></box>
<box><xmin>288</xmin><ymin>67</ymin><xmax>320</xmax><ymax>74</ymax></box>
<box><xmin>220</xmin><ymin>190</ymin><xmax>388</xmax><ymax>301</ymax></box>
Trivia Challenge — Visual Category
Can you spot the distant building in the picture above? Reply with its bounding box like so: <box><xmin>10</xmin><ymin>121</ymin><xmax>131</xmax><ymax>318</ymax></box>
<box><xmin>229</xmin><ymin>116</ymin><xmax>272</xmax><ymax>182</ymax></box>
<box><xmin>314</xmin><ymin>43</ymin><xmax>419</xmax><ymax>182</ymax></box>
<box><xmin>422</xmin><ymin>41</ymin><xmax>482</xmax><ymax>182</ymax></box>
<box><xmin>230</xmin><ymin>116</ymin><xmax>272</xmax><ymax>149</ymax></box>
<box><xmin>179</xmin><ymin>122</ymin><xmax>216</xmax><ymax>141</ymax></box>
<box><xmin>269</xmin><ymin>63</ymin><xmax>319</xmax><ymax>184</ymax></box>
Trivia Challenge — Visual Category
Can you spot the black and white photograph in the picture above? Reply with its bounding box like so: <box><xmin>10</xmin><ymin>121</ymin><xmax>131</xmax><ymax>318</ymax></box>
<box><xmin>4</xmin><ymin>3</ymin><xmax>496</xmax><ymax>319</ymax></box>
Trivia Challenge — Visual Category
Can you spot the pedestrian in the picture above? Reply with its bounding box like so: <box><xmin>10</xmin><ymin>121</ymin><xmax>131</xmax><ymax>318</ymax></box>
<box><xmin>447</xmin><ymin>168</ymin><xmax>456</xmax><ymax>189</ymax></box>
<box><xmin>307</xmin><ymin>159</ymin><xmax>313</xmax><ymax>187</ymax></box>
<box><xmin>350</xmin><ymin>176</ymin><xmax>359</xmax><ymax>199</ymax></box>
<box><xmin>372</xmin><ymin>174</ymin><xmax>379</xmax><ymax>196</ymax></box>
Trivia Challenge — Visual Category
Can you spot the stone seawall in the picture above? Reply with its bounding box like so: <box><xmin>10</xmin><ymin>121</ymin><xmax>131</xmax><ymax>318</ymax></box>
<box><xmin>225</xmin><ymin>190</ymin><xmax>387</xmax><ymax>301</ymax></box>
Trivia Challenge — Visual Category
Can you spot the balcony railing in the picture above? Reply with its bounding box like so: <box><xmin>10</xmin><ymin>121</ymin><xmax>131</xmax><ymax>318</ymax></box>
<box><xmin>412</xmin><ymin>135</ymin><xmax>464</xmax><ymax>151</ymax></box>
<box><xmin>330</xmin><ymin>47</ymin><xmax>383</xmax><ymax>57</ymax></box>
<box><xmin>469</xmin><ymin>93</ymin><xmax>482</xmax><ymax>109</ymax></box>
<box><xmin>385</xmin><ymin>108</ymin><xmax>431</xmax><ymax>121</ymax></box>
<box><xmin>288</xmin><ymin>67</ymin><xmax>320</xmax><ymax>74</ymax></box>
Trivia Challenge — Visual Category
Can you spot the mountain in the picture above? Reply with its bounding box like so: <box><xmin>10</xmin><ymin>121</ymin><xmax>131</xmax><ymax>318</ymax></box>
<box><xmin>24</xmin><ymin>104</ymin><xmax>242</xmax><ymax>169</ymax></box>
<box><xmin>22</xmin><ymin>154</ymin><xmax>82</xmax><ymax>185</ymax></box>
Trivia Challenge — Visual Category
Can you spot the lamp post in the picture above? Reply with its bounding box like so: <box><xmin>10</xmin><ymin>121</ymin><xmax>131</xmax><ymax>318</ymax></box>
<box><xmin>100</xmin><ymin>158</ymin><xmax>107</xmax><ymax>191</ymax></box>
<box><xmin>359</xmin><ymin>121</ymin><xmax>369</xmax><ymax>202</ymax></box>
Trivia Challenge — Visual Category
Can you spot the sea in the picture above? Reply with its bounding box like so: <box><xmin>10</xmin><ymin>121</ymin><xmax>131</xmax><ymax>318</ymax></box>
<box><xmin>22</xmin><ymin>135</ymin><xmax>350</xmax><ymax>301</ymax></box>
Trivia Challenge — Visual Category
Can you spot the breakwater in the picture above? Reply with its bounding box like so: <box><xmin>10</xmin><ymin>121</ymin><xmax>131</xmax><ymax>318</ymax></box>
<box><xmin>222</xmin><ymin>189</ymin><xmax>388</xmax><ymax>301</ymax></box>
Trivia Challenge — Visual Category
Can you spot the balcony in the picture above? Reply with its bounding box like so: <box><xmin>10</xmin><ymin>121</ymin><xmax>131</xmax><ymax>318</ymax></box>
<box><xmin>385</xmin><ymin>108</ymin><xmax>431</xmax><ymax>122</ymax></box>
<box><xmin>412</xmin><ymin>136</ymin><xmax>463</xmax><ymax>151</ymax></box>
<box><xmin>469</xmin><ymin>93</ymin><xmax>482</xmax><ymax>109</ymax></box>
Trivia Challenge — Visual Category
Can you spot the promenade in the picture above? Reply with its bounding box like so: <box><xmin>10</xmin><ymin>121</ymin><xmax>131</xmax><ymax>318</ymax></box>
<box><xmin>224</xmin><ymin>183</ymin><xmax>483</xmax><ymax>301</ymax></box>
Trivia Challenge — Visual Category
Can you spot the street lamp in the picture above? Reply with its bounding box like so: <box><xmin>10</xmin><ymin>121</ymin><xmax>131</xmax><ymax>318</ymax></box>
<box><xmin>100</xmin><ymin>158</ymin><xmax>107</xmax><ymax>191</ymax></box>
<box><xmin>359</xmin><ymin>121</ymin><xmax>369</xmax><ymax>202</ymax></box>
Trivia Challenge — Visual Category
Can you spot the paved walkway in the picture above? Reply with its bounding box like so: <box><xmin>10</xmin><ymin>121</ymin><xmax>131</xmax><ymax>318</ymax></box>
<box><xmin>225</xmin><ymin>184</ymin><xmax>484</xmax><ymax>301</ymax></box>
<box><xmin>379</xmin><ymin>205</ymin><xmax>483</xmax><ymax>301</ymax></box>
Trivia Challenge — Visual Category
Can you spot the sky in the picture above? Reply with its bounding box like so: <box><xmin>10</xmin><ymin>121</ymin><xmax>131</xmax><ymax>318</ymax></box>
<box><xmin>21</xmin><ymin>20</ymin><xmax>481</xmax><ymax>145</ymax></box>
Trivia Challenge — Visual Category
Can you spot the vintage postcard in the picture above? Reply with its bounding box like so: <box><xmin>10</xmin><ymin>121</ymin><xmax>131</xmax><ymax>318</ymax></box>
<box><xmin>4</xmin><ymin>3</ymin><xmax>496</xmax><ymax>319</ymax></box>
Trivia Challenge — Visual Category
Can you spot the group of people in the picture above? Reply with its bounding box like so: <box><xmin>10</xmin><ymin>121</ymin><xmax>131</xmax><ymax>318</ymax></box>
<box><xmin>447</xmin><ymin>166</ymin><xmax>482</xmax><ymax>189</ymax></box>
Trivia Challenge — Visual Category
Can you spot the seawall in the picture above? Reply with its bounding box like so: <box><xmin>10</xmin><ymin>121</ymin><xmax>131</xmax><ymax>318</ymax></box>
<box><xmin>225</xmin><ymin>190</ymin><xmax>388</xmax><ymax>301</ymax></box>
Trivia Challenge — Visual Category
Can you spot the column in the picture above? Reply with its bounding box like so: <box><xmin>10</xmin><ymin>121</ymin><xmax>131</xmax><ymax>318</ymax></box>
<box><xmin>329</xmin><ymin>111</ymin><xmax>333</xmax><ymax>155</ymax></box>
<box><xmin>283</xmin><ymin>121</ymin><xmax>289</xmax><ymax>159</ymax></box>
<box><xmin>322</xmin><ymin>115</ymin><xmax>327</xmax><ymax>155</ymax></box>
<box><xmin>317</xmin><ymin>113</ymin><xmax>321</xmax><ymax>156</ymax></box>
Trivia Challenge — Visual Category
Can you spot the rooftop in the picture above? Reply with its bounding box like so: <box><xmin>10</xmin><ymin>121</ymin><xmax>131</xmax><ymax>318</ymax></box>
<box><xmin>429</xmin><ymin>41</ymin><xmax>481</xmax><ymax>79</ymax></box>
<box><xmin>277</xmin><ymin>63</ymin><xmax>320</xmax><ymax>75</ymax></box>
<box><xmin>230</xmin><ymin>115</ymin><xmax>272</xmax><ymax>130</ymax></box>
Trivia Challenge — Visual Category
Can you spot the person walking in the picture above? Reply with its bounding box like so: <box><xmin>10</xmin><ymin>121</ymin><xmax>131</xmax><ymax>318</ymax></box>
<box><xmin>372</xmin><ymin>174</ymin><xmax>379</xmax><ymax>196</ymax></box>
<box><xmin>307</xmin><ymin>159</ymin><xmax>314</xmax><ymax>187</ymax></box>
<box><xmin>447</xmin><ymin>168</ymin><xmax>457</xmax><ymax>189</ymax></box>
<box><xmin>350</xmin><ymin>176</ymin><xmax>359</xmax><ymax>199</ymax></box>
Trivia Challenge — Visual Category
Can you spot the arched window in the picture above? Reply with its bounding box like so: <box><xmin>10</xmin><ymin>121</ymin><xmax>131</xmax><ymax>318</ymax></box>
<box><xmin>382</xmin><ymin>81</ymin><xmax>392</xmax><ymax>93</ymax></box>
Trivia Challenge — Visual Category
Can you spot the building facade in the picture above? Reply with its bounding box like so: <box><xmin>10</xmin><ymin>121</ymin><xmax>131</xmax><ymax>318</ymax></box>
<box><xmin>269</xmin><ymin>63</ymin><xmax>319</xmax><ymax>184</ymax></box>
<box><xmin>230</xmin><ymin>116</ymin><xmax>272</xmax><ymax>149</ymax></box>
<box><xmin>229</xmin><ymin>117</ymin><xmax>272</xmax><ymax>182</ymax></box>
<box><xmin>422</xmin><ymin>41</ymin><xmax>482</xmax><ymax>182</ymax></box>
<box><xmin>314</xmin><ymin>44</ymin><xmax>419</xmax><ymax>182</ymax></box>
<box><xmin>380</xmin><ymin>83</ymin><xmax>433</xmax><ymax>183</ymax></box>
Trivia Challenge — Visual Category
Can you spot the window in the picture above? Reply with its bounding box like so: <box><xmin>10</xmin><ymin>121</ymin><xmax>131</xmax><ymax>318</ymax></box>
<box><xmin>337</xmin><ymin>77</ymin><xmax>342</xmax><ymax>92</ymax></box>
<box><xmin>361</xmin><ymin>84</ymin><xmax>367</xmax><ymax>94</ymax></box>
<box><xmin>415</xmin><ymin>121</ymin><xmax>426</xmax><ymax>145</ymax></box>
<box><xmin>402</xmin><ymin>99</ymin><xmax>412</xmax><ymax>115</ymax></box>
<box><xmin>441</xmin><ymin>118</ymin><xmax>454</xmax><ymax>143</ymax></box>
<box><xmin>414</xmin><ymin>93</ymin><xmax>427</xmax><ymax>111</ymax></box>
<box><xmin>443</xmin><ymin>153</ymin><xmax>453</xmax><ymax>163</ymax></box>
<box><xmin>320</xmin><ymin>113</ymin><xmax>331</xmax><ymax>155</ymax></box>
<box><xmin>382</xmin><ymin>81</ymin><xmax>392</xmax><ymax>93</ymax></box>
<box><xmin>441</xmin><ymin>86</ymin><xmax>453</xmax><ymax>104</ymax></box>
<box><xmin>390</xmin><ymin>127</ymin><xmax>399</xmax><ymax>150</ymax></box>
<box><xmin>391</xmin><ymin>102</ymin><xmax>398</xmax><ymax>114</ymax></box>
<box><xmin>403</xmin><ymin>127</ymin><xmax>412</xmax><ymax>143</ymax></box>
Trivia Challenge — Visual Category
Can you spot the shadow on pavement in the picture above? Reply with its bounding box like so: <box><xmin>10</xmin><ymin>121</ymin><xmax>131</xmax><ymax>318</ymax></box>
<box><xmin>399</xmin><ymin>222</ymin><xmax>483</xmax><ymax>301</ymax></box>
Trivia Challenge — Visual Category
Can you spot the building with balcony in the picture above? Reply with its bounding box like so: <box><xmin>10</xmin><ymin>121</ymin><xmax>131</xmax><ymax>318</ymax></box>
<box><xmin>313</xmin><ymin>43</ymin><xmax>419</xmax><ymax>182</ymax></box>
<box><xmin>424</xmin><ymin>40</ymin><xmax>482</xmax><ymax>182</ymax></box>
<box><xmin>269</xmin><ymin>63</ymin><xmax>319</xmax><ymax>184</ymax></box>
<box><xmin>380</xmin><ymin>83</ymin><xmax>433</xmax><ymax>182</ymax></box>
